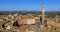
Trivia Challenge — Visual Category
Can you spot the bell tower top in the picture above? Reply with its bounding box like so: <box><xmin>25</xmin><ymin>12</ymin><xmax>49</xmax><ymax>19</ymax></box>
<box><xmin>42</xmin><ymin>0</ymin><xmax>45</xmax><ymax>12</ymax></box>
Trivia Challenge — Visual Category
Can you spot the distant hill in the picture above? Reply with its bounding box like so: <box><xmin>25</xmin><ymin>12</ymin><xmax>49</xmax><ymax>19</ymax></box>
<box><xmin>0</xmin><ymin>10</ymin><xmax>59</xmax><ymax>15</ymax></box>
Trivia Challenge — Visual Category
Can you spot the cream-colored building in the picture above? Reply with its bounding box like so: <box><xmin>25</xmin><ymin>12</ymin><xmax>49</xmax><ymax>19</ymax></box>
<box><xmin>18</xmin><ymin>14</ymin><xmax>39</xmax><ymax>25</ymax></box>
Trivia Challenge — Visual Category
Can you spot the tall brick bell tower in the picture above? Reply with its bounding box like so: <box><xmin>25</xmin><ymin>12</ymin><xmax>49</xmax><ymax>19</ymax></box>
<box><xmin>42</xmin><ymin>0</ymin><xmax>45</xmax><ymax>24</ymax></box>
<box><xmin>40</xmin><ymin>0</ymin><xmax>45</xmax><ymax>29</ymax></box>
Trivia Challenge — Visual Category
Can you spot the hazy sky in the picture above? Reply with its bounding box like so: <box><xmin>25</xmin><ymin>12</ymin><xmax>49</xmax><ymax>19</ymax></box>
<box><xmin>0</xmin><ymin>0</ymin><xmax>60</xmax><ymax>11</ymax></box>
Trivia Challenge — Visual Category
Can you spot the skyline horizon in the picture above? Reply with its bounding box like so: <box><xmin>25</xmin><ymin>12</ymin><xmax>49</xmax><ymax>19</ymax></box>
<box><xmin>0</xmin><ymin>10</ymin><xmax>59</xmax><ymax>12</ymax></box>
